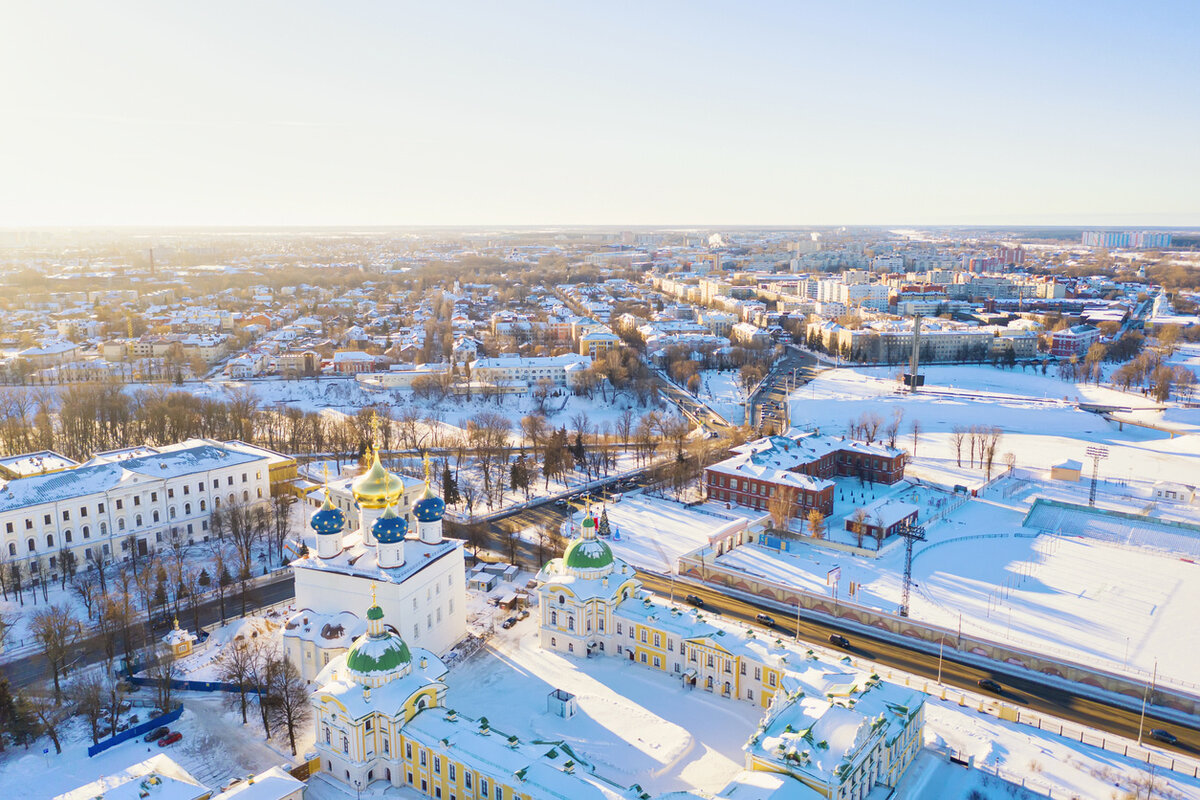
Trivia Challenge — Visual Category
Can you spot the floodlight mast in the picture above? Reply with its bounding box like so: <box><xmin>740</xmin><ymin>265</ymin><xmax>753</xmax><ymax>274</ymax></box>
<box><xmin>1085</xmin><ymin>446</ymin><xmax>1109</xmax><ymax>507</ymax></box>
<box><xmin>897</xmin><ymin>520</ymin><xmax>926</xmax><ymax>617</ymax></box>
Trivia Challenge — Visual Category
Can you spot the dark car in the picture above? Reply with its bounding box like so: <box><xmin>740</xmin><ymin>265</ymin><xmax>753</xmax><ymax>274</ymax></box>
<box><xmin>755</xmin><ymin>613</ymin><xmax>776</xmax><ymax>628</ymax></box>
<box><xmin>158</xmin><ymin>731</ymin><xmax>183</xmax><ymax>747</ymax></box>
<box><xmin>1149</xmin><ymin>729</ymin><xmax>1178</xmax><ymax>745</ymax></box>
<box><xmin>977</xmin><ymin>678</ymin><xmax>1003</xmax><ymax>693</ymax></box>
<box><xmin>828</xmin><ymin>634</ymin><xmax>851</xmax><ymax>648</ymax></box>
<box><xmin>684</xmin><ymin>594</ymin><xmax>705</xmax><ymax>607</ymax></box>
<box><xmin>501</xmin><ymin>617</ymin><xmax>518</xmax><ymax>629</ymax></box>
<box><xmin>143</xmin><ymin>726</ymin><xmax>170</xmax><ymax>743</ymax></box>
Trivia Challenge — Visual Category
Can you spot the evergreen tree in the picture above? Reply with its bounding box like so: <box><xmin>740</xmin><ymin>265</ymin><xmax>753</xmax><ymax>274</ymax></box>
<box><xmin>441</xmin><ymin>462</ymin><xmax>461</xmax><ymax>506</ymax></box>
<box><xmin>572</xmin><ymin>431</ymin><xmax>587</xmax><ymax>470</ymax></box>
<box><xmin>597</xmin><ymin>508</ymin><xmax>611</xmax><ymax>538</ymax></box>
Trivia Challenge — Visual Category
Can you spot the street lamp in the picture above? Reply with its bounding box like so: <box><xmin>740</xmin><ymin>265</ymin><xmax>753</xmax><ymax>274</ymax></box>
<box><xmin>1137</xmin><ymin>658</ymin><xmax>1158</xmax><ymax>747</ymax></box>
<box><xmin>354</xmin><ymin>779</ymin><xmax>362</xmax><ymax>800</ymax></box>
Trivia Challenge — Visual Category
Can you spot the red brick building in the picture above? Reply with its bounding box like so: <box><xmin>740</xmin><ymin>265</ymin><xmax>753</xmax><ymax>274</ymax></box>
<box><xmin>703</xmin><ymin>433</ymin><xmax>906</xmax><ymax>519</ymax></box>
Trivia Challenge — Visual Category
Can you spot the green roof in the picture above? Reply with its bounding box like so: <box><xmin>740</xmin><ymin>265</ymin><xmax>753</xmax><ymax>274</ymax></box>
<box><xmin>366</xmin><ymin>605</ymin><xmax>384</xmax><ymax>621</ymax></box>
<box><xmin>345</xmin><ymin>631</ymin><xmax>411</xmax><ymax>674</ymax></box>
<box><xmin>563</xmin><ymin>537</ymin><xmax>614</xmax><ymax>570</ymax></box>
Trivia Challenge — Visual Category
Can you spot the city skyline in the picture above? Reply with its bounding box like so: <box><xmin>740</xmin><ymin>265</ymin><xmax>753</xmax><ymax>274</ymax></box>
<box><xmin>2</xmin><ymin>1</ymin><xmax>1198</xmax><ymax>227</ymax></box>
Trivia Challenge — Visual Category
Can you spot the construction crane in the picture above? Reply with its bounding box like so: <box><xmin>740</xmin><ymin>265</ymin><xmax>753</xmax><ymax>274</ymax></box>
<box><xmin>896</xmin><ymin>520</ymin><xmax>926</xmax><ymax>617</ymax></box>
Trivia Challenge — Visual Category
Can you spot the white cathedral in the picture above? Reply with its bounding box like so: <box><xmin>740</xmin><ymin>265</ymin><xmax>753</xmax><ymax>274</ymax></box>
<box><xmin>284</xmin><ymin>448</ymin><xmax>466</xmax><ymax>682</ymax></box>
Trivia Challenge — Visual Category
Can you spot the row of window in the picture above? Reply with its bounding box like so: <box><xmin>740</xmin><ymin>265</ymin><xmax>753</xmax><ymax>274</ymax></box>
<box><xmin>3</xmin><ymin>473</ymin><xmax>263</xmax><ymax>534</ymax></box>
<box><xmin>6</xmin><ymin>520</ymin><xmax>209</xmax><ymax>558</ymax></box>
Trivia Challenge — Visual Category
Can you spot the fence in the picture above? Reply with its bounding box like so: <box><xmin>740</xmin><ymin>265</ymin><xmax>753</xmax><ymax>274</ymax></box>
<box><xmin>87</xmin><ymin>703</ymin><xmax>184</xmax><ymax>758</ymax></box>
<box><xmin>127</xmin><ymin>674</ymin><xmax>264</xmax><ymax>695</ymax></box>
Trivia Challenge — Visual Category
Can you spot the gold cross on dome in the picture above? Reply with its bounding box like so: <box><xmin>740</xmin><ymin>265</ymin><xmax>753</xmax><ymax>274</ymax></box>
<box><xmin>370</xmin><ymin>582</ymin><xmax>378</xmax><ymax>606</ymax></box>
<box><xmin>369</xmin><ymin>412</ymin><xmax>381</xmax><ymax>448</ymax></box>
<box><xmin>423</xmin><ymin>452</ymin><xmax>432</xmax><ymax>483</ymax></box>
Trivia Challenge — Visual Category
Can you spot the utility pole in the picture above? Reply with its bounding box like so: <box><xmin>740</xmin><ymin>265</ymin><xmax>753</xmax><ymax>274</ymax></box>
<box><xmin>1137</xmin><ymin>658</ymin><xmax>1157</xmax><ymax>747</ymax></box>
<box><xmin>897</xmin><ymin>521</ymin><xmax>926</xmax><ymax>617</ymax></box>
<box><xmin>1085</xmin><ymin>446</ymin><xmax>1109</xmax><ymax>507</ymax></box>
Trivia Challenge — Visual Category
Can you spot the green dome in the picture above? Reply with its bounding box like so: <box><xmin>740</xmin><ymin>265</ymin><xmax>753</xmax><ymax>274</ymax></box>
<box><xmin>345</xmin><ymin>628</ymin><xmax>412</xmax><ymax>675</ymax></box>
<box><xmin>563</xmin><ymin>537</ymin><xmax>614</xmax><ymax>570</ymax></box>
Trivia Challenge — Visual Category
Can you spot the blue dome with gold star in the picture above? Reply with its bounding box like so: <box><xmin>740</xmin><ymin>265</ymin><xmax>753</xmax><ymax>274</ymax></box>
<box><xmin>310</xmin><ymin>494</ymin><xmax>347</xmax><ymax>536</ymax></box>
<box><xmin>372</xmin><ymin>504</ymin><xmax>409</xmax><ymax>544</ymax></box>
<box><xmin>413</xmin><ymin>483</ymin><xmax>445</xmax><ymax>523</ymax></box>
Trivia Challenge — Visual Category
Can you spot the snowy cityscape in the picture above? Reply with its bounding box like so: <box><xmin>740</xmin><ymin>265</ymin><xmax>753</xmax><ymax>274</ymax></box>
<box><xmin>3</xmin><ymin>3</ymin><xmax>1200</xmax><ymax>800</ymax></box>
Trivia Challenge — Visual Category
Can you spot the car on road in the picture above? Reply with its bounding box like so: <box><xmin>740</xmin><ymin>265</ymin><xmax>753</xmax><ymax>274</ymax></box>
<box><xmin>684</xmin><ymin>594</ymin><xmax>705</xmax><ymax>607</ymax></box>
<box><xmin>977</xmin><ymin>678</ymin><xmax>1003</xmax><ymax>693</ymax></box>
<box><xmin>828</xmin><ymin>634</ymin><xmax>851</xmax><ymax>648</ymax></box>
<box><xmin>755</xmin><ymin>613</ymin><xmax>775</xmax><ymax>627</ymax></box>
<box><xmin>158</xmin><ymin>732</ymin><xmax>183</xmax><ymax>747</ymax></box>
<box><xmin>143</xmin><ymin>726</ymin><xmax>170</xmax><ymax>743</ymax></box>
<box><xmin>501</xmin><ymin>617</ymin><xmax>518</xmax><ymax>630</ymax></box>
<box><xmin>1149</xmin><ymin>729</ymin><xmax>1178</xmax><ymax>745</ymax></box>
<box><xmin>517</xmin><ymin>608</ymin><xmax>530</xmax><ymax>620</ymax></box>
<box><xmin>555</xmin><ymin>499</ymin><xmax>570</xmax><ymax>508</ymax></box>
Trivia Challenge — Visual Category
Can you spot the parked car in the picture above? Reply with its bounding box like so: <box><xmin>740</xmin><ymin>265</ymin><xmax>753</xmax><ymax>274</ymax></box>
<box><xmin>684</xmin><ymin>594</ymin><xmax>705</xmax><ymax>607</ymax></box>
<box><xmin>828</xmin><ymin>634</ymin><xmax>851</xmax><ymax>648</ymax></box>
<box><xmin>501</xmin><ymin>617</ymin><xmax>518</xmax><ymax>629</ymax></box>
<box><xmin>1149</xmin><ymin>729</ymin><xmax>1178</xmax><ymax>745</ymax></box>
<box><xmin>755</xmin><ymin>613</ymin><xmax>776</xmax><ymax>628</ymax></box>
<box><xmin>517</xmin><ymin>608</ymin><xmax>530</xmax><ymax>620</ymax></box>
<box><xmin>158</xmin><ymin>731</ymin><xmax>183</xmax><ymax>747</ymax></box>
<box><xmin>977</xmin><ymin>678</ymin><xmax>1003</xmax><ymax>693</ymax></box>
<box><xmin>143</xmin><ymin>726</ymin><xmax>170</xmax><ymax>743</ymax></box>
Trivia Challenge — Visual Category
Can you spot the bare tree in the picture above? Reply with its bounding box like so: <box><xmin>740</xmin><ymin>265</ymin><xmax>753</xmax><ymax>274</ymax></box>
<box><xmin>68</xmin><ymin>671</ymin><xmax>107</xmax><ymax>745</ymax></box>
<box><xmin>268</xmin><ymin>656</ymin><xmax>310</xmax><ymax>756</ymax></box>
<box><xmin>951</xmin><ymin>426</ymin><xmax>966</xmax><ymax>467</ymax></box>
<box><xmin>806</xmin><ymin>508</ymin><xmax>825</xmax><ymax>540</ymax></box>
<box><xmin>30</xmin><ymin>605</ymin><xmax>82</xmax><ymax>700</ymax></box>
<box><xmin>850</xmin><ymin>508</ymin><xmax>869</xmax><ymax>549</ymax></box>
<box><xmin>26</xmin><ymin>690</ymin><xmax>68</xmax><ymax>754</ymax></box>
<box><xmin>217</xmin><ymin>637</ymin><xmax>255</xmax><ymax>724</ymax></box>
<box><xmin>909</xmin><ymin>418</ymin><xmax>922</xmax><ymax>458</ymax></box>
<box><xmin>146</xmin><ymin>648</ymin><xmax>179</xmax><ymax>715</ymax></box>
<box><xmin>70</xmin><ymin>570</ymin><xmax>99</xmax><ymax>620</ymax></box>
<box><xmin>768</xmin><ymin>486</ymin><xmax>798</xmax><ymax>532</ymax></box>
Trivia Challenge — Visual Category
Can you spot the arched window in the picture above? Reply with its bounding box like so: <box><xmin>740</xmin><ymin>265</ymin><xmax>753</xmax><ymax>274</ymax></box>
<box><xmin>135</xmin><ymin>514</ymin><xmax>142</xmax><ymax>528</ymax></box>
<box><xmin>324</xmin><ymin>726</ymin><xmax>330</xmax><ymax>745</ymax></box>
<box><xmin>256</xmin><ymin>488</ymin><xmax>263</xmax><ymax>498</ymax></box>
<box><xmin>152</xmin><ymin>511</ymin><xmax>159</xmax><ymax>523</ymax></box>
<box><xmin>213</xmin><ymin>498</ymin><xmax>220</xmax><ymax>509</ymax></box>
<box><xmin>82</xmin><ymin>525</ymin><xmax>90</xmax><ymax>539</ymax></box>
<box><xmin>341</xmin><ymin>734</ymin><xmax>349</xmax><ymax>754</ymax></box>
<box><xmin>228</xmin><ymin>493</ymin><xmax>235</xmax><ymax>505</ymax></box>
<box><xmin>567</xmin><ymin>617</ymin><xmax>575</xmax><ymax>631</ymax></box>
<box><xmin>551</xmin><ymin>637</ymin><xmax>556</xmax><ymax>647</ymax></box>
<box><xmin>26</xmin><ymin>538</ymin><xmax>35</xmax><ymax>553</ymax></box>
<box><xmin>558</xmin><ymin>595</ymin><xmax>565</xmax><ymax>605</ymax></box>
<box><xmin>169</xmin><ymin>507</ymin><xmax>176</xmax><ymax>519</ymax></box>
<box><xmin>118</xmin><ymin>518</ymin><xmax>125</xmax><ymax>531</ymax></box>
<box><xmin>8</xmin><ymin>543</ymin><xmax>15</xmax><ymax>556</ymax></box>
<box><xmin>46</xmin><ymin>534</ymin><xmax>54</xmax><ymax>548</ymax></box>
<box><xmin>200</xmin><ymin>500</ymin><xmax>206</xmax><ymax>511</ymax></box>
<box><xmin>185</xmin><ymin>503</ymin><xmax>192</xmax><ymax>515</ymax></box>
<box><xmin>242</xmin><ymin>491</ymin><xmax>249</xmax><ymax>502</ymax></box>
<box><xmin>64</xmin><ymin>530</ymin><xmax>72</xmax><ymax>544</ymax></box>
<box><xmin>100</xmin><ymin>522</ymin><xmax>107</xmax><ymax>535</ymax></box>
<box><xmin>417</xmin><ymin>696</ymin><xmax>428</xmax><ymax>710</ymax></box>
<box><xmin>550</xmin><ymin>611</ymin><xmax>557</xmax><ymax>625</ymax></box>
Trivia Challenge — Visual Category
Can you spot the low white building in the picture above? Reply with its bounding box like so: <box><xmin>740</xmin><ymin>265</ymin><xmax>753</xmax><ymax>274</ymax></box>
<box><xmin>470</xmin><ymin>352</ymin><xmax>590</xmax><ymax>389</ymax></box>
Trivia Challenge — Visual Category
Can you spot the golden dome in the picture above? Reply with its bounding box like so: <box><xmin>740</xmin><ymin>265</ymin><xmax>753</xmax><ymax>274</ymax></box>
<box><xmin>352</xmin><ymin>449</ymin><xmax>404</xmax><ymax>508</ymax></box>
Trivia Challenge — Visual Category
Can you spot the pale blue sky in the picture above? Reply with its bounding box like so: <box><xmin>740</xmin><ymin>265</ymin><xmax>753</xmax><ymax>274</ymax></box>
<box><xmin>1</xmin><ymin>2</ymin><xmax>1197</xmax><ymax>226</ymax></box>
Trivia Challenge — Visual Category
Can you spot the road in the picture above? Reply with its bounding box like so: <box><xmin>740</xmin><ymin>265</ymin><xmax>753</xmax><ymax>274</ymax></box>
<box><xmin>636</xmin><ymin>571</ymin><xmax>1200</xmax><ymax>758</ymax></box>
<box><xmin>0</xmin><ymin>573</ymin><xmax>296</xmax><ymax>689</ymax></box>
<box><xmin>649</xmin><ymin>369</ymin><xmax>733</xmax><ymax>430</ymax></box>
<box><xmin>747</xmin><ymin>346</ymin><xmax>823</xmax><ymax>431</ymax></box>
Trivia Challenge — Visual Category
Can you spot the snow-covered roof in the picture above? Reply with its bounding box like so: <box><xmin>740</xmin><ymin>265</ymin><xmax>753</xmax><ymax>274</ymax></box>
<box><xmin>53</xmin><ymin>755</ymin><xmax>207</xmax><ymax>800</ymax></box>
<box><xmin>210</xmin><ymin>767</ymin><xmax>304</xmax><ymax>800</ymax></box>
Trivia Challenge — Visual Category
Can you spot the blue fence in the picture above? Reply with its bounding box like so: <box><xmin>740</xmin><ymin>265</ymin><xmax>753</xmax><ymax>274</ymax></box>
<box><xmin>127</xmin><ymin>675</ymin><xmax>263</xmax><ymax>694</ymax></box>
<box><xmin>87</xmin><ymin>704</ymin><xmax>184</xmax><ymax>758</ymax></box>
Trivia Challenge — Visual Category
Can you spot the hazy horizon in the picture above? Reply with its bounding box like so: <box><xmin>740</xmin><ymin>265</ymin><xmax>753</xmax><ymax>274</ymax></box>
<box><xmin>3</xmin><ymin>1</ymin><xmax>1198</xmax><ymax>227</ymax></box>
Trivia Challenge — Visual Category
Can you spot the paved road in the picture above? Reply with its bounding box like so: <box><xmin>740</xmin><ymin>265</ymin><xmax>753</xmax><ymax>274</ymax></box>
<box><xmin>636</xmin><ymin>571</ymin><xmax>1200</xmax><ymax>758</ymax></box>
<box><xmin>748</xmin><ymin>347</ymin><xmax>823</xmax><ymax>431</ymax></box>
<box><xmin>0</xmin><ymin>573</ymin><xmax>296</xmax><ymax>688</ymax></box>
<box><xmin>649</xmin><ymin>369</ymin><xmax>733</xmax><ymax>430</ymax></box>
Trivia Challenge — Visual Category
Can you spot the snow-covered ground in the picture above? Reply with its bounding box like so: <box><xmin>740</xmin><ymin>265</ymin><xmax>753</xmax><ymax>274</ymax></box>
<box><xmin>0</xmin><ymin>689</ymin><xmax>307</xmax><ymax>798</ymax></box>
<box><xmin>900</xmin><ymin>698</ymin><xmax>1200</xmax><ymax>800</ymax></box>
<box><xmin>443</xmin><ymin>619</ymin><xmax>762</xmax><ymax>796</ymax></box>
<box><xmin>696</xmin><ymin>369</ymin><xmax>747</xmax><ymax>426</ymax></box>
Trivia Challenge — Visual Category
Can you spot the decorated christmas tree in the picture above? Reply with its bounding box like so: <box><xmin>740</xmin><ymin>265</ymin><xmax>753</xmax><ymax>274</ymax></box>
<box><xmin>597</xmin><ymin>507</ymin><xmax>612</xmax><ymax>537</ymax></box>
